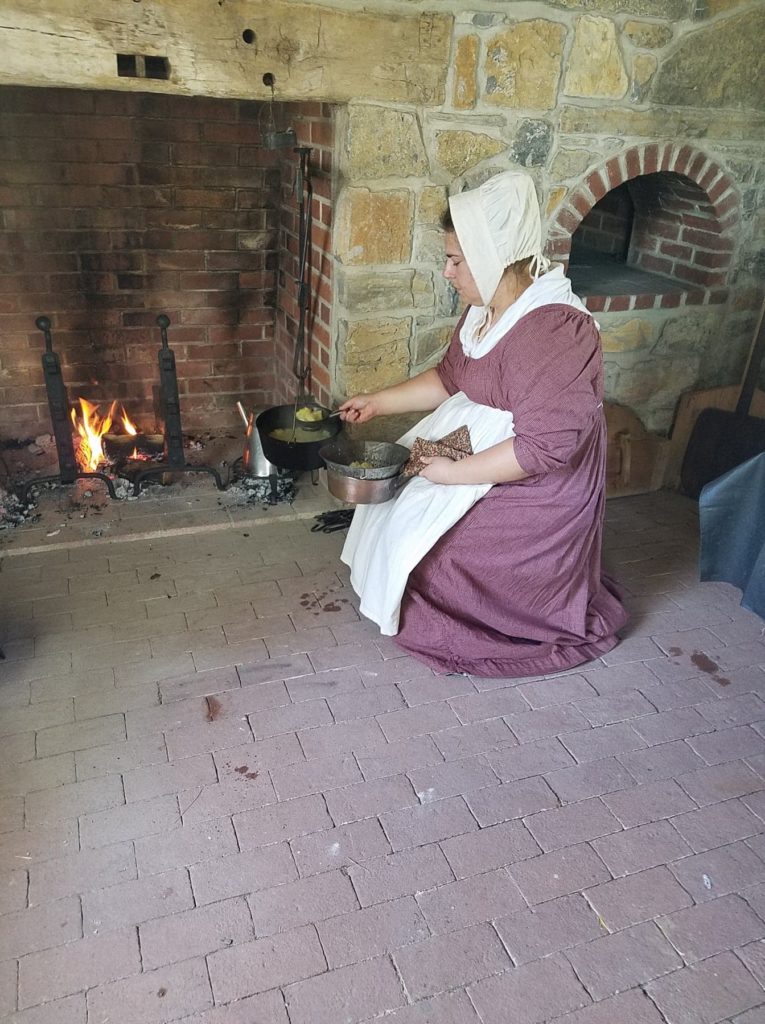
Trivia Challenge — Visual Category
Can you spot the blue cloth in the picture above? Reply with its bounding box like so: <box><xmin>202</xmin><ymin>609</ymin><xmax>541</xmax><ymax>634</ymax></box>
<box><xmin>699</xmin><ymin>452</ymin><xmax>765</xmax><ymax>619</ymax></box>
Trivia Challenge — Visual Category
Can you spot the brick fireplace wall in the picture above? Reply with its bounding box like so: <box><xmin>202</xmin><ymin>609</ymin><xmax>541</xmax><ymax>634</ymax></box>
<box><xmin>0</xmin><ymin>87</ymin><xmax>331</xmax><ymax>441</ymax></box>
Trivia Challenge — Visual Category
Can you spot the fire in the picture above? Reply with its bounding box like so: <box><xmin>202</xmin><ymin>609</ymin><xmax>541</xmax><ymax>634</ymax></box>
<box><xmin>122</xmin><ymin>410</ymin><xmax>138</xmax><ymax>436</ymax></box>
<box><xmin>70</xmin><ymin>397</ymin><xmax>137</xmax><ymax>471</ymax></box>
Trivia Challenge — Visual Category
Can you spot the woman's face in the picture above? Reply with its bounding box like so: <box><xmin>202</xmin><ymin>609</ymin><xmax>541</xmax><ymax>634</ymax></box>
<box><xmin>443</xmin><ymin>231</ymin><xmax>482</xmax><ymax>306</ymax></box>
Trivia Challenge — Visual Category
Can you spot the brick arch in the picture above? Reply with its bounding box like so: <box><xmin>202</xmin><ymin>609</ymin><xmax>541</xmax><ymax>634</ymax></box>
<box><xmin>546</xmin><ymin>144</ymin><xmax>740</xmax><ymax>309</ymax></box>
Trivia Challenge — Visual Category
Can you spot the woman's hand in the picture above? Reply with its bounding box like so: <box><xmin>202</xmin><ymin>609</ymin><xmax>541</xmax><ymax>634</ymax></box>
<box><xmin>338</xmin><ymin>394</ymin><xmax>380</xmax><ymax>424</ymax></box>
<box><xmin>418</xmin><ymin>456</ymin><xmax>461</xmax><ymax>485</ymax></box>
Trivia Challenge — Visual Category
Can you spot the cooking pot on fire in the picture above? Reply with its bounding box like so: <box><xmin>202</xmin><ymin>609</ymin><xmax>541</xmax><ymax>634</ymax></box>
<box><xmin>256</xmin><ymin>403</ymin><xmax>342</xmax><ymax>473</ymax></box>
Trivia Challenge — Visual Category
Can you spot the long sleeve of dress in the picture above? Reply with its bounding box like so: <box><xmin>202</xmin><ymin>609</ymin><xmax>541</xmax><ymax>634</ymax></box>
<box><xmin>508</xmin><ymin>308</ymin><xmax>603</xmax><ymax>477</ymax></box>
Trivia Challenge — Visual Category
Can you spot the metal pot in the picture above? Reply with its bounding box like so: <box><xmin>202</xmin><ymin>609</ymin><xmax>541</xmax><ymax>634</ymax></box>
<box><xmin>257</xmin><ymin>404</ymin><xmax>342</xmax><ymax>473</ymax></box>
<box><xmin>324</xmin><ymin>466</ymin><xmax>409</xmax><ymax>504</ymax></box>
<box><xmin>318</xmin><ymin>439</ymin><xmax>410</xmax><ymax>480</ymax></box>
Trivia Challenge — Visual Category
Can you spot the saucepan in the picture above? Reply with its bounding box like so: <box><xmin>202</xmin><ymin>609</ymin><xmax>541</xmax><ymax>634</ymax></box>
<box><xmin>319</xmin><ymin>439</ymin><xmax>411</xmax><ymax>504</ymax></box>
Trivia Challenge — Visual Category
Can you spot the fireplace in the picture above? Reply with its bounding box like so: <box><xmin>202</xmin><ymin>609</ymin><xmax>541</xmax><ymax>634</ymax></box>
<box><xmin>0</xmin><ymin>86</ymin><xmax>335</xmax><ymax>453</ymax></box>
<box><xmin>16</xmin><ymin>312</ymin><xmax>233</xmax><ymax>501</ymax></box>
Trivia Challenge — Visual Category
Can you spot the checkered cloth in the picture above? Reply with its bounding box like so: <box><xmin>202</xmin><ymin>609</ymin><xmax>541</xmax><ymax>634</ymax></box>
<box><xmin>401</xmin><ymin>425</ymin><xmax>474</xmax><ymax>478</ymax></box>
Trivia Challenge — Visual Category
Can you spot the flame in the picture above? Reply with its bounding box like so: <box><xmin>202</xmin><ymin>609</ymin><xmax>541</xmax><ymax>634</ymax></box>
<box><xmin>122</xmin><ymin>411</ymin><xmax>138</xmax><ymax>436</ymax></box>
<box><xmin>70</xmin><ymin>398</ymin><xmax>117</xmax><ymax>471</ymax></box>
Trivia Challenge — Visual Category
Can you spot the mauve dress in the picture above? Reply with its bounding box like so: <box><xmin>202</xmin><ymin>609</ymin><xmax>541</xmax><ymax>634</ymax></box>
<box><xmin>394</xmin><ymin>302</ymin><xmax>628</xmax><ymax>678</ymax></box>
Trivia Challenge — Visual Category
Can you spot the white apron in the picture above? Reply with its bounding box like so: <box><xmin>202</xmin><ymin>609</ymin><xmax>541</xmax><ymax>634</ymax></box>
<box><xmin>340</xmin><ymin>392</ymin><xmax>515</xmax><ymax>635</ymax></box>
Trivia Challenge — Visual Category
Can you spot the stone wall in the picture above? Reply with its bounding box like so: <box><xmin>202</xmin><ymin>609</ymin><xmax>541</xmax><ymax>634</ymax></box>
<box><xmin>331</xmin><ymin>1</ymin><xmax>765</xmax><ymax>435</ymax></box>
<box><xmin>1</xmin><ymin>0</ymin><xmax>764</xmax><ymax>437</ymax></box>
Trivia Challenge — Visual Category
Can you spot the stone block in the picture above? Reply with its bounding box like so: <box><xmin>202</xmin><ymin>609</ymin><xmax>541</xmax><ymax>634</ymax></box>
<box><xmin>29</xmin><ymin>843</ymin><xmax>136</xmax><ymax>904</ymax></box>
<box><xmin>345</xmin><ymin>105</ymin><xmax>427</xmax><ymax>179</ymax></box>
<box><xmin>624</xmin><ymin>20</ymin><xmax>674</xmax><ymax>49</ymax></box>
<box><xmin>631</xmin><ymin>53</ymin><xmax>658</xmax><ymax>102</ymax></box>
<box><xmin>453</xmin><ymin>34</ymin><xmax>479</xmax><ymax>110</ymax></box>
<box><xmin>565</xmin><ymin>16</ymin><xmax>628</xmax><ymax>99</ymax></box>
<box><xmin>434</xmin><ymin>129</ymin><xmax>505</xmax><ymax>177</ymax></box>
<box><xmin>510</xmin><ymin>119</ymin><xmax>553</xmax><ymax>167</ymax></box>
<box><xmin>338</xmin><ymin>268</ymin><xmax>416</xmax><ymax>314</ymax></box>
<box><xmin>233</xmin><ymin>793</ymin><xmax>333</xmax><ymax>849</ymax></box>
<box><xmin>411</xmin><ymin>322</ymin><xmax>452</xmax><ymax>369</ymax></box>
<box><xmin>657</xmin><ymin>894</ymin><xmax>765</xmax><ymax>963</ymax></box>
<box><xmin>600</xmin><ymin>317</ymin><xmax>655</xmax><ymax>353</ymax></box>
<box><xmin>381</xmin><ymin>795</ymin><xmax>478</xmax><ymax>851</ymax></box>
<box><xmin>592</xmin><ymin>820</ymin><xmax>691</xmax><ymax>877</ymax></box>
<box><xmin>441</xmin><ymin>820</ymin><xmax>540</xmax><ymax>878</ymax></box>
<box><xmin>418</xmin><ymin>185</ymin><xmax>448</xmax><ymax>225</ymax></box>
<box><xmin>484</xmin><ymin>21</ymin><xmax>566</xmax><ymax>110</ymax></box>
<box><xmin>339</xmin><ymin>316</ymin><xmax>412</xmax><ymax>395</ymax></box>
<box><xmin>336</xmin><ymin>187</ymin><xmax>413</xmax><ymax>265</ymax></box>
<box><xmin>0</xmin><ymin>896</ymin><xmax>82</xmax><ymax>961</ymax></box>
<box><xmin>324</xmin><ymin>774</ymin><xmax>418</xmax><ymax>825</ymax></box>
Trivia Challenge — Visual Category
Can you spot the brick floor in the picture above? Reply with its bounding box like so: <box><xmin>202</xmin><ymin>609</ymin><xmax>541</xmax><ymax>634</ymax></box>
<box><xmin>1</xmin><ymin>491</ymin><xmax>765</xmax><ymax>1022</ymax></box>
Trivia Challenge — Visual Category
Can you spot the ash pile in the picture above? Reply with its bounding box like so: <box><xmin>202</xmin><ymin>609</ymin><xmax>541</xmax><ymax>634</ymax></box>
<box><xmin>0</xmin><ymin>485</ymin><xmax>39</xmax><ymax>530</ymax></box>
<box><xmin>226</xmin><ymin>469</ymin><xmax>295</xmax><ymax>508</ymax></box>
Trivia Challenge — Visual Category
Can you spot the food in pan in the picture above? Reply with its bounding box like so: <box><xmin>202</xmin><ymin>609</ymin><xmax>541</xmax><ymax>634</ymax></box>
<box><xmin>269</xmin><ymin>426</ymin><xmax>333</xmax><ymax>443</ymax></box>
<box><xmin>295</xmin><ymin>405</ymin><xmax>324</xmax><ymax>422</ymax></box>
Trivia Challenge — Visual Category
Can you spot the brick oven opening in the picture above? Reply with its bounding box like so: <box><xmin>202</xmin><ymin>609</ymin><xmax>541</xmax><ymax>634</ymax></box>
<box><xmin>548</xmin><ymin>145</ymin><xmax>738</xmax><ymax>316</ymax></box>
<box><xmin>0</xmin><ymin>87</ymin><xmax>335</xmax><ymax>456</ymax></box>
<box><xmin>569</xmin><ymin>172</ymin><xmax>731</xmax><ymax>303</ymax></box>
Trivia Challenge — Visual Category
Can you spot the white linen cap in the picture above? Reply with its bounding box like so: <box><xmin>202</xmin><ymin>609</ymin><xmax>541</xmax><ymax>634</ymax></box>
<box><xmin>448</xmin><ymin>171</ymin><xmax>549</xmax><ymax>306</ymax></box>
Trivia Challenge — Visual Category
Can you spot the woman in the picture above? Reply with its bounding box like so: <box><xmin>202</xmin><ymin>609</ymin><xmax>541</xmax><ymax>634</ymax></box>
<box><xmin>339</xmin><ymin>170</ymin><xmax>627</xmax><ymax>678</ymax></box>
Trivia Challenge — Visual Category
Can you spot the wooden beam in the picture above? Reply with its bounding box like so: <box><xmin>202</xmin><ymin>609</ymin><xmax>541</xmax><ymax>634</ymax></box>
<box><xmin>0</xmin><ymin>0</ymin><xmax>452</xmax><ymax>104</ymax></box>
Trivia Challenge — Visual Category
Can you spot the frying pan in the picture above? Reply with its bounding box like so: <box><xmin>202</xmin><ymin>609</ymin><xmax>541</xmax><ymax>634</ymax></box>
<box><xmin>318</xmin><ymin>439</ymin><xmax>410</xmax><ymax>480</ymax></box>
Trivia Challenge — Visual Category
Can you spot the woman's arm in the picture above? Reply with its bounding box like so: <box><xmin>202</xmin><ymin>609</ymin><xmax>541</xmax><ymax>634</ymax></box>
<box><xmin>419</xmin><ymin>437</ymin><xmax>529</xmax><ymax>485</ymax></box>
<box><xmin>339</xmin><ymin>368</ymin><xmax>450</xmax><ymax>424</ymax></box>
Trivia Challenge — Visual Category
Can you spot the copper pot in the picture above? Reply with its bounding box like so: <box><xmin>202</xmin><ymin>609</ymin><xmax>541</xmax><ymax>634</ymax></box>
<box><xmin>324</xmin><ymin>466</ymin><xmax>408</xmax><ymax>504</ymax></box>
